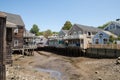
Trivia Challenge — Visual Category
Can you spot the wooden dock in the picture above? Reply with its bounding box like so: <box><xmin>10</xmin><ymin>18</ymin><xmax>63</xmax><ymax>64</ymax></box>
<box><xmin>12</xmin><ymin>45</ymin><xmax>37</xmax><ymax>56</ymax></box>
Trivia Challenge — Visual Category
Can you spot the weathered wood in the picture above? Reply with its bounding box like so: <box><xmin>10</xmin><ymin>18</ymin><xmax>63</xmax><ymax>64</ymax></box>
<box><xmin>0</xmin><ymin>15</ymin><xmax>6</xmax><ymax>80</ymax></box>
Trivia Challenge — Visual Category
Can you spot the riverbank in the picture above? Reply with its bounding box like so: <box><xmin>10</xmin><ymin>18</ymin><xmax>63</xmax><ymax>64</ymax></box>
<box><xmin>7</xmin><ymin>51</ymin><xmax>120</xmax><ymax>80</ymax></box>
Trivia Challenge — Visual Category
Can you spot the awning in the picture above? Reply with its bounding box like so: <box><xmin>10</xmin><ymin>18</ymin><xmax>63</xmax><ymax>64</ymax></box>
<box><xmin>6</xmin><ymin>21</ymin><xmax>17</xmax><ymax>28</ymax></box>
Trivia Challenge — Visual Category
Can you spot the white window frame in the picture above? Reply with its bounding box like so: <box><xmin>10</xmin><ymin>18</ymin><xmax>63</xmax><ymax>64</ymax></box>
<box><xmin>14</xmin><ymin>28</ymin><xmax>18</xmax><ymax>34</ymax></box>
<box><xmin>14</xmin><ymin>40</ymin><xmax>18</xmax><ymax>47</ymax></box>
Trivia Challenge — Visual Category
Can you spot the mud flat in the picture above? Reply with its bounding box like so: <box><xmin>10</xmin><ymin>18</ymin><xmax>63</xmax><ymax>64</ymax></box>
<box><xmin>7</xmin><ymin>51</ymin><xmax>120</xmax><ymax>80</ymax></box>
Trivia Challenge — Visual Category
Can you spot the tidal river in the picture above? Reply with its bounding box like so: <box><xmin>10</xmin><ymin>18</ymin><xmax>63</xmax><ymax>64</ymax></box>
<box><xmin>35</xmin><ymin>67</ymin><xmax>62</xmax><ymax>80</ymax></box>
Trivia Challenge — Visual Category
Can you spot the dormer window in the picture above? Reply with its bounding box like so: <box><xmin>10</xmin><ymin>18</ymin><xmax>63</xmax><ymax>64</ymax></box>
<box><xmin>73</xmin><ymin>32</ymin><xmax>77</xmax><ymax>35</ymax></box>
<box><xmin>99</xmin><ymin>33</ymin><xmax>103</xmax><ymax>38</ymax></box>
<box><xmin>78</xmin><ymin>31</ymin><xmax>82</xmax><ymax>34</ymax></box>
<box><xmin>87</xmin><ymin>32</ymin><xmax>91</xmax><ymax>36</ymax></box>
<box><xmin>14</xmin><ymin>28</ymin><xmax>18</xmax><ymax>35</ymax></box>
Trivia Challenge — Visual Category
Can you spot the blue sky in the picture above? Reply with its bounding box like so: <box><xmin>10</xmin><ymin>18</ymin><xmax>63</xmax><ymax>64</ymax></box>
<box><xmin>0</xmin><ymin>0</ymin><xmax>120</xmax><ymax>32</ymax></box>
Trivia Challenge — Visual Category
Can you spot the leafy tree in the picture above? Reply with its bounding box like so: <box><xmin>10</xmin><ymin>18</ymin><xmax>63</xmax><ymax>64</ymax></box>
<box><xmin>38</xmin><ymin>31</ymin><xmax>44</xmax><ymax>35</ymax></box>
<box><xmin>52</xmin><ymin>31</ymin><xmax>59</xmax><ymax>34</ymax></box>
<box><xmin>43</xmin><ymin>29</ymin><xmax>52</xmax><ymax>38</ymax></box>
<box><xmin>109</xmin><ymin>35</ymin><xmax>114</xmax><ymax>43</ymax></box>
<box><xmin>30</xmin><ymin>24</ymin><xmax>39</xmax><ymax>36</ymax></box>
<box><xmin>62</xmin><ymin>21</ymin><xmax>72</xmax><ymax>30</ymax></box>
<box><xmin>117</xmin><ymin>34</ymin><xmax>120</xmax><ymax>40</ymax></box>
<box><xmin>98</xmin><ymin>22</ymin><xmax>110</xmax><ymax>29</ymax></box>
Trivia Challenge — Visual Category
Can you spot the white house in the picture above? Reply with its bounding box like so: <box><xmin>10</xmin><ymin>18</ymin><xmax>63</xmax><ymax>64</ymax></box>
<box><xmin>35</xmin><ymin>36</ymin><xmax>48</xmax><ymax>47</ymax></box>
<box><xmin>63</xmin><ymin>24</ymin><xmax>102</xmax><ymax>49</ymax></box>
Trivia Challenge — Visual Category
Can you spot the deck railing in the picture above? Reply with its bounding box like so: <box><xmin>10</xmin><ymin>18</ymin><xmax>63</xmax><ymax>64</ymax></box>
<box><xmin>88</xmin><ymin>44</ymin><xmax>120</xmax><ymax>49</ymax></box>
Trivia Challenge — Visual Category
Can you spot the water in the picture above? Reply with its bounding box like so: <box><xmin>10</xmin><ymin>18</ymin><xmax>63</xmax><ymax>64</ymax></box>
<box><xmin>35</xmin><ymin>67</ymin><xmax>62</xmax><ymax>80</ymax></box>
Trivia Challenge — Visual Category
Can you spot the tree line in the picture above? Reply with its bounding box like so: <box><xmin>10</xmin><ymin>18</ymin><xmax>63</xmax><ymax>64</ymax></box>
<box><xmin>30</xmin><ymin>21</ymin><xmax>72</xmax><ymax>38</ymax></box>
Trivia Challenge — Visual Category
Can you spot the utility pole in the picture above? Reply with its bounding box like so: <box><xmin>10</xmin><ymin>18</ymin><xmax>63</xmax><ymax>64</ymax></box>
<box><xmin>0</xmin><ymin>13</ymin><xmax>7</xmax><ymax>80</ymax></box>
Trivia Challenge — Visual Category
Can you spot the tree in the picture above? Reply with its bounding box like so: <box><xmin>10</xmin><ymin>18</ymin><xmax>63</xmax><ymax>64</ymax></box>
<box><xmin>38</xmin><ymin>31</ymin><xmax>44</xmax><ymax>35</ymax></box>
<box><xmin>109</xmin><ymin>35</ymin><xmax>114</xmax><ymax>43</ymax></box>
<box><xmin>43</xmin><ymin>29</ymin><xmax>52</xmax><ymax>38</ymax></box>
<box><xmin>62</xmin><ymin>21</ymin><xmax>72</xmax><ymax>30</ymax></box>
<box><xmin>98</xmin><ymin>22</ymin><xmax>110</xmax><ymax>29</ymax></box>
<box><xmin>117</xmin><ymin>34</ymin><xmax>120</xmax><ymax>40</ymax></box>
<box><xmin>30</xmin><ymin>24</ymin><xmax>39</xmax><ymax>36</ymax></box>
<box><xmin>52</xmin><ymin>31</ymin><xmax>59</xmax><ymax>34</ymax></box>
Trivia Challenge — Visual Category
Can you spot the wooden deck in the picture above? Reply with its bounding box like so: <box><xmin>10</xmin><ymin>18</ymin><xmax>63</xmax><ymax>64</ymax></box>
<box><xmin>12</xmin><ymin>45</ymin><xmax>37</xmax><ymax>56</ymax></box>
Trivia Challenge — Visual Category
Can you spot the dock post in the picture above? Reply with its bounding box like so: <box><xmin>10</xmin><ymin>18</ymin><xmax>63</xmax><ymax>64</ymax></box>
<box><xmin>0</xmin><ymin>13</ymin><xmax>7</xmax><ymax>80</ymax></box>
<box><xmin>22</xmin><ymin>49</ymin><xmax>24</xmax><ymax>58</ymax></box>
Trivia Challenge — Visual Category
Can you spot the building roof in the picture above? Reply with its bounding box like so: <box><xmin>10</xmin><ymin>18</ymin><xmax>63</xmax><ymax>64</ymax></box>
<box><xmin>104</xmin><ymin>21</ymin><xmax>120</xmax><ymax>29</ymax></box>
<box><xmin>103</xmin><ymin>31</ymin><xmax>118</xmax><ymax>38</ymax></box>
<box><xmin>62</xmin><ymin>30</ymin><xmax>69</xmax><ymax>34</ymax></box>
<box><xmin>110</xmin><ymin>21</ymin><xmax>120</xmax><ymax>26</ymax></box>
<box><xmin>74</xmin><ymin>24</ymin><xmax>102</xmax><ymax>32</ymax></box>
<box><xmin>0</xmin><ymin>11</ymin><xmax>25</xmax><ymax>27</ymax></box>
<box><xmin>6</xmin><ymin>21</ymin><xmax>17</xmax><ymax>28</ymax></box>
<box><xmin>0</xmin><ymin>12</ymin><xmax>6</xmax><ymax>17</ymax></box>
<box><xmin>24</xmin><ymin>30</ymin><xmax>35</xmax><ymax>38</ymax></box>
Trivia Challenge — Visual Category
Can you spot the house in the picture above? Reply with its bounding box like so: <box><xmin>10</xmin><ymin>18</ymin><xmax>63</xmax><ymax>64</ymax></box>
<box><xmin>58</xmin><ymin>30</ymin><xmax>69</xmax><ymax>39</ymax></box>
<box><xmin>1</xmin><ymin>11</ymin><xmax>25</xmax><ymax>49</ymax></box>
<box><xmin>35</xmin><ymin>36</ymin><xmax>48</xmax><ymax>47</ymax></box>
<box><xmin>48</xmin><ymin>34</ymin><xmax>59</xmax><ymax>47</ymax></box>
<box><xmin>104</xmin><ymin>21</ymin><xmax>120</xmax><ymax>36</ymax></box>
<box><xmin>92</xmin><ymin>31</ymin><xmax>118</xmax><ymax>44</ymax></box>
<box><xmin>0</xmin><ymin>12</ymin><xmax>17</xmax><ymax>64</ymax></box>
<box><xmin>58</xmin><ymin>30</ymin><xmax>69</xmax><ymax>47</ymax></box>
<box><xmin>64</xmin><ymin>24</ymin><xmax>102</xmax><ymax>49</ymax></box>
<box><xmin>23</xmin><ymin>30</ymin><xmax>36</xmax><ymax>48</ymax></box>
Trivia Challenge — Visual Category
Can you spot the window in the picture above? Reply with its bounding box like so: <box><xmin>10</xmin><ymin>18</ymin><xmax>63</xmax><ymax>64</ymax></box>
<box><xmin>110</xmin><ymin>24</ymin><xmax>115</xmax><ymax>30</ymax></box>
<box><xmin>14</xmin><ymin>40</ymin><xmax>18</xmax><ymax>47</ymax></box>
<box><xmin>116</xmin><ymin>25</ymin><xmax>120</xmax><ymax>29</ymax></box>
<box><xmin>104</xmin><ymin>27</ymin><xmax>109</xmax><ymax>30</ymax></box>
<box><xmin>14</xmin><ymin>28</ymin><xmax>18</xmax><ymax>34</ymax></box>
<box><xmin>87</xmin><ymin>32</ymin><xmax>91</xmax><ymax>36</ymax></box>
<box><xmin>99</xmin><ymin>33</ymin><xmax>103</xmax><ymax>38</ymax></box>
<box><xmin>95</xmin><ymin>39</ymin><xmax>99</xmax><ymax>44</ymax></box>
<box><xmin>40</xmin><ymin>39</ymin><xmax>43</xmax><ymax>41</ymax></box>
<box><xmin>103</xmin><ymin>38</ymin><xmax>108</xmax><ymax>44</ymax></box>
<box><xmin>73</xmin><ymin>31</ymin><xmax>77</xmax><ymax>35</ymax></box>
<box><xmin>78</xmin><ymin>31</ymin><xmax>82</xmax><ymax>34</ymax></box>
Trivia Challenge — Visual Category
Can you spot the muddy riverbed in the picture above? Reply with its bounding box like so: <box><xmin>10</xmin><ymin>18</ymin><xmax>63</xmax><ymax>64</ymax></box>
<box><xmin>7</xmin><ymin>51</ymin><xmax>120</xmax><ymax>80</ymax></box>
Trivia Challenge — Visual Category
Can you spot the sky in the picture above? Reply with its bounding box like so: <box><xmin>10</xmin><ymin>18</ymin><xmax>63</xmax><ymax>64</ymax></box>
<box><xmin>0</xmin><ymin>0</ymin><xmax>120</xmax><ymax>32</ymax></box>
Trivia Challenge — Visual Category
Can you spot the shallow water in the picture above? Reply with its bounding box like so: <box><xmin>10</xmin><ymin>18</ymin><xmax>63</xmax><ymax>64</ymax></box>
<box><xmin>35</xmin><ymin>67</ymin><xmax>62</xmax><ymax>80</ymax></box>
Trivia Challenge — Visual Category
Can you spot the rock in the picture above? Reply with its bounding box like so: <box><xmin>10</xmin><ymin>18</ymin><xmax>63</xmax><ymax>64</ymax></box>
<box><xmin>97</xmin><ymin>77</ymin><xmax>102</xmax><ymax>80</ymax></box>
<box><xmin>95</xmin><ymin>71</ymin><xmax>99</xmax><ymax>74</ymax></box>
<box><xmin>116</xmin><ymin>57</ymin><xmax>120</xmax><ymax>64</ymax></box>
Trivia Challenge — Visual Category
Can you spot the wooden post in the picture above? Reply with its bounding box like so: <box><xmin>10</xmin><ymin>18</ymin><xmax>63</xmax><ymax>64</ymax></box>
<box><xmin>0</xmin><ymin>13</ymin><xmax>7</xmax><ymax>80</ymax></box>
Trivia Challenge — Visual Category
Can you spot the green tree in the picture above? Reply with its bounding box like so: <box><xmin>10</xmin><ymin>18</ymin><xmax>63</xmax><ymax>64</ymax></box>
<box><xmin>109</xmin><ymin>35</ymin><xmax>114</xmax><ymax>43</ymax></box>
<box><xmin>38</xmin><ymin>31</ymin><xmax>44</xmax><ymax>35</ymax></box>
<box><xmin>43</xmin><ymin>29</ymin><xmax>52</xmax><ymax>38</ymax></box>
<box><xmin>62</xmin><ymin>21</ymin><xmax>72</xmax><ymax>30</ymax></box>
<box><xmin>30</xmin><ymin>24</ymin><xmax>39</xmax><ymax>36</ymax></box>
<box><xmin>117</xmin><ymin>34</ymin><xmax>120</xmax><ymax>40</ymax></box>
<box><xmin>52</xmin><ymin>31</ymin><xmax>59</xmax><ymax>34</ymax></box>
<box><xmin>98</xmin><ymin>22</ymin><xmax>110</xmax><ymax>29</ymax></box>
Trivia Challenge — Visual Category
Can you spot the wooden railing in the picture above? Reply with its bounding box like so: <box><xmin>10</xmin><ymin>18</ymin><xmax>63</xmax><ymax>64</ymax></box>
<box><xmin>88</xmin><ymin>44</ymin><xmax>120</xmax><ymax>49</ymax></box>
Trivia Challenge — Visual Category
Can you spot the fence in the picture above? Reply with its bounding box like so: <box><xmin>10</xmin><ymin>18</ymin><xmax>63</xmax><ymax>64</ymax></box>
<box><xmin>88</xmin><ymin>44</ymin><xmax>120</xmax><ymax>49</ymax></box>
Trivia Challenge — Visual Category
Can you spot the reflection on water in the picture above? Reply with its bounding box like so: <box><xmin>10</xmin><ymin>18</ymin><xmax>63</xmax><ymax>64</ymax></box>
<box><xmin>35</xmin><ymin>67</ymin><xmax>62</xmax><ymax>80</ymax></box>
